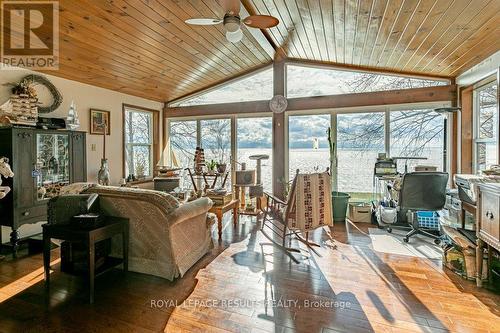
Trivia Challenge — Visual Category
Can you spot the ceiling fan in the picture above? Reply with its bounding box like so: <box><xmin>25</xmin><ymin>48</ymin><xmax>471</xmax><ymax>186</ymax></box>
<box><xmin>185</xmin><ymin>0</ymin><xmax>279</xmax><ymax>43</ymax></box>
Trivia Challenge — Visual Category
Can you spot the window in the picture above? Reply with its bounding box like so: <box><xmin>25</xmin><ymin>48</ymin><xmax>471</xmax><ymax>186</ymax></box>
<box><xmin>474</xmin><ymin>82</ymin><xmax>498</xmax><ymax>172</ymax></box>
<box><xmin>237</xmin><ymin>117</ymin><xmax>273</xmax><ymax>192</ymax></box>
<box><xmin>123</xmin><ymin>105</ymin><xmax>159</xmax><ymax>179</ymax></box>
<box><xmin>337</xmin><ymin>112</ymin><xmax>385</xmax><ymax>201</ymax></box>
<box><xmin>287</xmin><ymin>64</ymin><xmax>448</xmax><ymax>99</ymax></box>
<box><xmin>287</xmin><ymin>108</ymin><xmax>447</xmax><ymax>202</ymax></box>
<box><xmin>288</xmin><ymin>114</ymin><xmax>331</xmax><ymax>181</ymax></box>
<box><xmin>390</xmin><ymin>110</ymin><xmax>444</xmax><ymax>173</ymax></box>
<box><xmin>172</xmin><ymin>67</ymin><xmax>273</xmax><ymax>107</ymax></box>
<box><xmin>169</xmin><ymin>120</ymin><xmax>197</xmax><ymax>169</ymax></box>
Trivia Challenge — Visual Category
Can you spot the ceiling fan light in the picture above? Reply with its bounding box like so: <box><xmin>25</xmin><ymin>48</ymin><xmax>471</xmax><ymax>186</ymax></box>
<box><xmin>223</xmin><ymin>15</ymin><xmax>241</xmax><ymax>32</ymax></box>
<box><xmin>226</xmin><ymin>29</ymin><xmax>243</xmax><ymax>43</ymax></box>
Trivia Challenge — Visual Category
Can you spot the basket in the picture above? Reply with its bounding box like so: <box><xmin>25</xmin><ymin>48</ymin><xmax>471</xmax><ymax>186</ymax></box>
<box><xmin>417</xmin><ymin>211</ymin><xmax>440</xmax><ymax>230</ymax></box>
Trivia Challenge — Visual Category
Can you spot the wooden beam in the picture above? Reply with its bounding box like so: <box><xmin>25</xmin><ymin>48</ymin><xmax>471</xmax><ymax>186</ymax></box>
<box><xmin>165</xmin><ymin>100</ymin><xmax>270</xmax><ymax>118</ymax></box>
<box><xmin>165</xmin><ymin>85</ymin><xmax>457</xmax><ymax>117</ymax></box>
<box><xmin>272</xmin><ymin>59</ymin><xmax>286</xmax><ymax>199</ymax></box>
<box><xmin>286</xmin><ymin>85</ymin><xmax>457</xmax><ymax>111</ymax></box>
<box><xmin>460</xmin><ymin>86</ymin><xmax>474</xmax><ymax>174</ymax></box>
<box><xmin>451</xmin><ymin>78</ymin><xmax>458</xmax><ymax>183</ymax></box>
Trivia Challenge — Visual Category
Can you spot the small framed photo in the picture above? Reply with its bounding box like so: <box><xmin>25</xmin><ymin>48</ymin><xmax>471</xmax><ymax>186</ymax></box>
<box><xmin>90</xmin><ymin>109</ymin><xmax>110</xmax><ymax>135</ymax></box>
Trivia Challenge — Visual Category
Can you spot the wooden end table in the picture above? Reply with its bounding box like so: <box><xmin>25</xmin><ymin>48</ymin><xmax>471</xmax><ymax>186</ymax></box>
<box><xmin>43</xmin><ymin>216</ymin><xmax>129</xmax><ymax>304</ymax></box>
<box><xmin>209</xmin><ymin>199</ymin><xmax>239</xmax><ymax>240</ymax></box>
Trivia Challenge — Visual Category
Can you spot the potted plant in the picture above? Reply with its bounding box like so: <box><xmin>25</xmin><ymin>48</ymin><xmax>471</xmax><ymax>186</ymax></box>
<box><xmin>136</xmin><ymin>162</ymin><xmax>146</xmax><ymax>180</ymax></box>
<box><xmin>327</xmin><ymin>127</ymin><xmax>350</xmax><ymax>223</ymax></box>
<box><xmin>216</xmin><ymin>161</ymin><xmax>227</xmax><ymax>174</ymax></box>
<box><xmin>206</xmin><ymin>160</ymin><xmax>217</xmax><ymax>175</ymax></box>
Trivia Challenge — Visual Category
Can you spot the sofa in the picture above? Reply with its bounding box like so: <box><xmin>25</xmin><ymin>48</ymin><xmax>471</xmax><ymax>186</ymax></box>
<box><xmin>57</xmin><ymin>184</ymin><xmax>214</xmax><ymax>281</ymax></box>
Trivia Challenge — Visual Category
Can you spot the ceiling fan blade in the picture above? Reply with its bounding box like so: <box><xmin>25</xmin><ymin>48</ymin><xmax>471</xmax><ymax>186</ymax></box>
<box><xmin>221</xmin><ymin>0</ymin><xmax>240</xmax><ymax>15</ymax></box>
<box><xmin>243</xmin><ymin>15</ymin><xmax>279</xmax><ymax>29</ymax></box>
<box><xmin>185</xmin><ymin>18</ymin><xmax>223</xmax><ymax>25</ymax></box>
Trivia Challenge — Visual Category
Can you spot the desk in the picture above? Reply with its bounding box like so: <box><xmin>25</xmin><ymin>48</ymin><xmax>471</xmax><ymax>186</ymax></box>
<box><xmin>209</xmin><ymin>199</ymin><xmax>239</xmax><ymax>240</ymax></box>
<box><xmin>43</xmin><ymin>217</ymin><xmax>129</xmax><ymax>303</ymax></box>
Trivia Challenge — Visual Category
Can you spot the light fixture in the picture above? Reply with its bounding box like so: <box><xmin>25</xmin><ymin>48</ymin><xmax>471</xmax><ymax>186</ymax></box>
<box><xmin>226</xmin><ymin>29</ymin><xmax>243</xmax><ymax>43</ymax></box>
<box><xmin>223</xmin><ymin>15</ymin><xmax>241</xmax><ymax>32</ymax></box>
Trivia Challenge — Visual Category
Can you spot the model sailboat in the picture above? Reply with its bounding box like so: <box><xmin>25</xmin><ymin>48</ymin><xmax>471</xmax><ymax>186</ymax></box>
<box><xmin>66</xmin><ymin>101</ymin><xmax>80</xmax><ymax>130</ymax></box>
<box><xmin>156</xmin><ymin>138</ymin><xmax>182</xmax><ymax>176</ymax></box>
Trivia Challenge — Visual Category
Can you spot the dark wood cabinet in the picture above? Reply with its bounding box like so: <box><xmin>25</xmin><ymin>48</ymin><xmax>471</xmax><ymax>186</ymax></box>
<box><xmin>0</xmin><ymin>127</ymin><xmax>87</xmax><ymax>256</ymax></box>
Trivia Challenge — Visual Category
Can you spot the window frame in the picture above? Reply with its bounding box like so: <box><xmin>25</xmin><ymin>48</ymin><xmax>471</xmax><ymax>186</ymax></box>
<box><xmin>122</xmin><ymin>103</ymin><xmax>160</xmax><ymax>180</ymax></box>
<box><xmin>472</xmin><ymin>77</ymin><xmax>498</xmax><ymax>173</ymax></box>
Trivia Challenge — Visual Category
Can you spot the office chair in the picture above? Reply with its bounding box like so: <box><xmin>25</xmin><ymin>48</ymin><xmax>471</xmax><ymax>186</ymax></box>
<box><xmin>399</xmin><ymin>172</ymin><xmax>448</xmax><ymax>243</ymax></box>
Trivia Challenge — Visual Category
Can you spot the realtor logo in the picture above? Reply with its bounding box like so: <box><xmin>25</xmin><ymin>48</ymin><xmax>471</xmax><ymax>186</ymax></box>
<box><xmin>1</xmin><ymin>1</ymin><xmax>59</xmax><ymax>70</ymax></box>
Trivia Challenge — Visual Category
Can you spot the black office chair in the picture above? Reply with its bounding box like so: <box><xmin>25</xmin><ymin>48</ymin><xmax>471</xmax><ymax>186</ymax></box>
<box><xmin>399</xmin><ymin>172</ymin><xmax>448</xmax><ymax>243</ymax></box>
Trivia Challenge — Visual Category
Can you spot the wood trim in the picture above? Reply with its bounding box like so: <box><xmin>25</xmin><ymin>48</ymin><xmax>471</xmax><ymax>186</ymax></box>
<box><xmin>122</xmin><ymin>104</ymin><xmax>161</xmax><ymax>179</ymax></box>
<box><xmin>273</xmin><ymin>59</ymin><xmax>286</xmax><ymax>199</ymax></box>
<box><xmin>286</xmin><ymin>85</ymin><xmax>456</xmax><ymax>111</ymax></box>
<box><xmin>166</xmin><ymin>100</ymin><xmax>270</xmax><ymax>118</ymax></box>
<box><xmin>165</xmin><ymin>85</ymin><xmax>457</xmax><ymax>118</ymax></box>
<box><xmin>460</xmin><ymin>86</ymin><xmax>474</xmax><ymax>174</ymax></box>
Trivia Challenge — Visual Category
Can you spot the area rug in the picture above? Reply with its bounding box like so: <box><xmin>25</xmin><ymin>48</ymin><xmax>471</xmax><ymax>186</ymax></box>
<box><xmin>368</xmin><ymin>228</ymin><xmax>442</xmax><ymax>260</ymax></box>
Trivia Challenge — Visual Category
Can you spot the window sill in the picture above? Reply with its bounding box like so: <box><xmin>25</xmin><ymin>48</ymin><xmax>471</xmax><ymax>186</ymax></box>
<box><xmin>125</xmin><ymin>178</ymin><xmax>153</xmax><ymax>186</ymax></box>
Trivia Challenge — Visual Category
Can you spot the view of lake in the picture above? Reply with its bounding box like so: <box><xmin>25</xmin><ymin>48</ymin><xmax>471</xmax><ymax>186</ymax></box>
<box><xmin>237</xmin><ymin>147</ymin><xmax>444</xmax><ymax>195</ymax></box>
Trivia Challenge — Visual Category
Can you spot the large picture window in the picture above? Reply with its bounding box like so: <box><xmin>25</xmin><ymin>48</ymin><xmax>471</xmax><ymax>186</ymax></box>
<box><xmin>237</xmin><ymin>117</ymin><xmax>273</xmax><ymax>192</ymax></box>
<box><xmin>337</xmin><ymin>112</ymin><xmax>385</xmax><ymax>201</ymax></box>
<box><xmin>287</xmin><ymin>64</ymin><xmax>448</xmax><ymax>99</ymax></box>
<box><xmin>390</xmin><ymin>109</ymin><xmax>444</xmax><ymax>173</ymax></box>
<box><xmin>288</xmin><ymin>114</ymin><xmax>331</xmax><ymax>180</ymax></box>
<box><xmin>123</xmin><ymin>105</ymin><xmax>159</xmax><ymax>179</ymax></box>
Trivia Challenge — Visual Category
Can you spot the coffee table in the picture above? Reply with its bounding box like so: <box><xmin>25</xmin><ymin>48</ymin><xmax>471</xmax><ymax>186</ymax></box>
<box><xmin>209</xmin><ymin>199</ymin><xmax>239</xmax><ymax>239</ymax></box>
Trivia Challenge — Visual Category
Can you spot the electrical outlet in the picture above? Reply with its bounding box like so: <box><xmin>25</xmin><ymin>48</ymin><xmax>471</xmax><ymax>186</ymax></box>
<box><xmin>91</xmin><ymin>144</ymin><xmax>96</xmax><ymax>152</ymax></box>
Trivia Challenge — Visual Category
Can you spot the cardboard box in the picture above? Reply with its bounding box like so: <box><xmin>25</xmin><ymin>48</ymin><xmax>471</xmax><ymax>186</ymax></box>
<box><xmin>349</xmin><ymin>203</ymin><xmax>372</xmax><ymax>223</ymax></box>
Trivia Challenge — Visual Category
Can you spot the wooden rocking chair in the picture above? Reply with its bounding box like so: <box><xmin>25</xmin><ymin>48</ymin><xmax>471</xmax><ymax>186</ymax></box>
<box><xmin>260</xmin><ymin>170</ymin><xmax>334</xmax><ymax>262</ymax></box>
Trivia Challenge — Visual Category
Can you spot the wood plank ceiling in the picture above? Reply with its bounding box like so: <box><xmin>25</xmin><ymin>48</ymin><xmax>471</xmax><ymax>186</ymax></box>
<box><xmin>39</xmin><ymin>0</ymin><xmax>274</xmax><ymax>102</ymax></box>
<box><xmin>17</xmin><ymin>0</ymin><xmax>499</xmax><ymax>102</ymax></box>
<box><xmin>244</xmin><ymin>0</ymin><xmax>500</xmax><ymax>78</ymax></box>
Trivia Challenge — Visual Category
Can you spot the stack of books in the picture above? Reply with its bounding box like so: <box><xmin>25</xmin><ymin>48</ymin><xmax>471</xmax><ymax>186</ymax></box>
<box><xmin>206</xmin><ymin>192</ymin><xmax>232</xmax><ymax>206</ymax></box>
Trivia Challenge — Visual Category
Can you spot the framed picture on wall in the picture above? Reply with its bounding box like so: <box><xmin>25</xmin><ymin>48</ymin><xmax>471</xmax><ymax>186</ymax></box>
<box><xmin>90</xmin><ymin>109</ymin><xmax>111</xmax><ymax>135</ymax></box>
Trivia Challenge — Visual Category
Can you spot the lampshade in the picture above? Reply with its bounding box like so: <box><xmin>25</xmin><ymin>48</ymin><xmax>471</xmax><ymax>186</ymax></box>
<box><xmin>226</xmin><ymin>29</ymin><xmax>243</xmax><ymax>43</ymax></box>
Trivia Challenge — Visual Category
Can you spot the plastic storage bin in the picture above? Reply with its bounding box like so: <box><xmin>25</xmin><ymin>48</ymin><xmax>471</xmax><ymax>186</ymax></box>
<box><xmin>417</xmin><ymin>211</ymin><xmax>440</xmax><ymax>230</ymax></box>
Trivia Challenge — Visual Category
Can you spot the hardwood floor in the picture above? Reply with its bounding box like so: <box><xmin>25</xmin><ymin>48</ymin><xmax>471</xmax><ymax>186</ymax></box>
<box><xmin>0</xmin><ymin>217</ymin><xmax>499</xmax><ymax>333</ymax></box>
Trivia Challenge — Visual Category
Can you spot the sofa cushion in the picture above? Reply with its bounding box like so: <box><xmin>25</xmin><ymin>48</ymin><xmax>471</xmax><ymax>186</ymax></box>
<box><xmin>85</xmin><ymin>185</ymin><xmax>180</xmax><ymax>214</ymax></box>
<box><xmin>59</xmin><ymin>182</ymin><xmax>97</xmax><ymax>195</ymax></box>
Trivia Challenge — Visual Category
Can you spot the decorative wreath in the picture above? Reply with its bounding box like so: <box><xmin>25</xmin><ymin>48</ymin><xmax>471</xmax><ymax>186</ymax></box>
<box><xmin>20</xmin><ymin>74</ymin><xmax>62</xmax><ymax>114</ymax></box>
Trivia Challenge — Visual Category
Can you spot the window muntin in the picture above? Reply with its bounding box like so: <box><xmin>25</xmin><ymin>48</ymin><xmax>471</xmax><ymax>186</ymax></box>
<box><xmin>125</xmin><ymin>109</ymin><xmax>154</xmax><ymax>178</ymax></box>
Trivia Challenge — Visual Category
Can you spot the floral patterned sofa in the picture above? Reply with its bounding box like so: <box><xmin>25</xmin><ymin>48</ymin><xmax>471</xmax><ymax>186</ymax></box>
<box><xmin>59</xmin><ymin>183</ymin><xmax>215</xmax><ymax>281</ymax></box>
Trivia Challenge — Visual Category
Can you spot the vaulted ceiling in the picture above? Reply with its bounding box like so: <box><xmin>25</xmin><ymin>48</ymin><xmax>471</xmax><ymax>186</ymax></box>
<box><xmin>246</xmin><ymin>0</ymin><xmax>500</xmax><ymax>77</ymax></box>
<box><xmin>30</xmin><ymin>0</ymin><xmax>500</xmax><ymax>102</ymax></box>
<box><xmin>40</xmin><ymin>0</ymin><xmax>273</xmax><ymax>102</ymax></box>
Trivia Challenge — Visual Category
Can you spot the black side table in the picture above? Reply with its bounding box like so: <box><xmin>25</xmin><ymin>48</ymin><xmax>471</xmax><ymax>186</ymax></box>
<box><xmin>43</xmin><ymin>216</ymin><xmax>129</xmax><ymax>304</ymax></box>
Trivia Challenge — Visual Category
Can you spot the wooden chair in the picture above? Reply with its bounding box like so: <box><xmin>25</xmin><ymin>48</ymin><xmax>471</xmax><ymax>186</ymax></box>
<box><xmin>260</xmin><ymin>170</ymin><xmax>334</xmax><ymax>262</ymax></box>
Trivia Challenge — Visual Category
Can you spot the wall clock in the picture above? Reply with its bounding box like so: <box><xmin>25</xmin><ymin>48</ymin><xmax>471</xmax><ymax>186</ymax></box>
<box><xmin>269</xmin><ymin>95</ymin><xmax>287</xmax><ymax>114</ymax></box>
